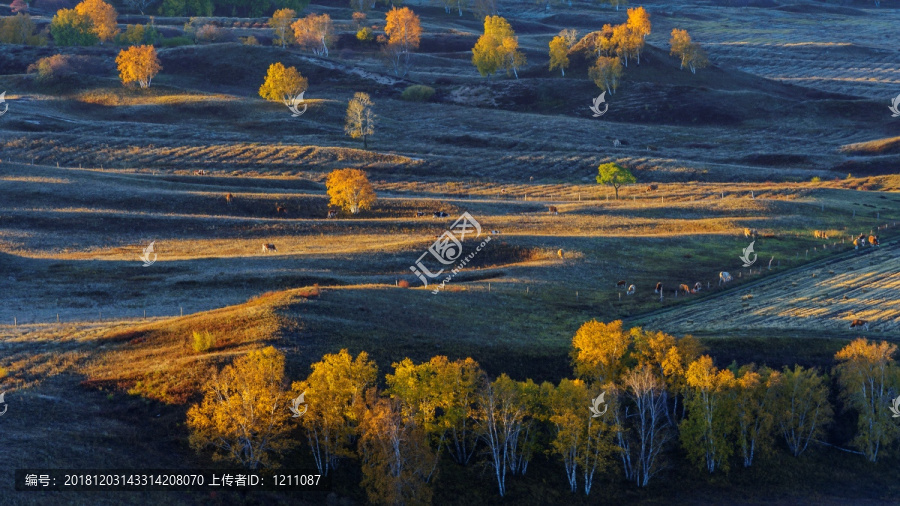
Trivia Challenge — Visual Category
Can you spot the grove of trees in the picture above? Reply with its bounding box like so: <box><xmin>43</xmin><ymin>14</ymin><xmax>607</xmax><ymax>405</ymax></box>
<box><xmin>187</xmin><ymin>324</ymin><xmax>900</xmax><ymax>503</ymax></box>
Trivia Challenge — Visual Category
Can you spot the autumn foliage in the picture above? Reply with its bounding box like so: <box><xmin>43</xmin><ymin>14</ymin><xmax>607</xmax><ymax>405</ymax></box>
<box><xmin>258</xmin><ymin>62</ymin><xmax>308</xmax><ymax>105</ymax></box>
<box><xmin>326</xmin><ymin>168</ymin><xmax>377</xmax><ymax>215</ymax></box>
<box><xmin>115</xmin><ymin>45</ymin><xmax>161</xmax><ymax>88</ymax></box>
<box><xmin>74</xmin><ymin>0</ymin><xmax>119</xmax><ymax>43</ymax></box>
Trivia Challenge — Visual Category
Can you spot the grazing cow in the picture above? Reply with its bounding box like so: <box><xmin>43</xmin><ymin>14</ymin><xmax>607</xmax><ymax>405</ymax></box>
<box><xmin>276</xmin><ymin>206</ymin><xmax>286</xmax><ymax>215</ymax></box>
<box><xmin>262</xmin><ymin>243</ymin><xmax>277</xmax><ymax>253</ymax></box>
<box><xmin>548</xmin><ymin>206</ymin><xmax>558</xmax><ymax>215</ymax></box>
<box><xmin>616</xmin><ymin>280</ymin><xmax>627</xmax><ymax>289</ymax></box>
<box><xmin>813</xmin><ymin>230</ymin><xmax>828</xmax><ymax>239</ymax></box>
<box><xmin>743</xmin><ymin>228</ymin><xmax>757</xmax><ymax>238</ymax></box>
<box><xmin>692</xmin><ymin>282</ymin><xmax>702</xmax><ymax>293</ymax></box>
<box><xmin>646</xmin><ymin>184</ymin><xmax>658</xmax><ymax>192</ymax></box>
<box><xmin>719</xmin><ymin>271</ymin><xmax>733</xmax><ymax>286</ymax></box>
<box><xmin>654</xmin><ymin>282</ymin><xmax>663</xmax><ymax>294</ymax></box>
<box><xmin>679</xmin><ymin>284</ymin><xmax>691</xmax><ymax>294</ymax></box>
<box><xmin>490</xmin><ymin>230</ymin><xmax>501</xmax><ymax>235</ymax></box>
<box><xmin>626</xmin><ymin>284</ymin><xmax>635</xmax><ymax>295</ymax></box>
<box><xmin>853</xmin><ymin>234</ymin><xmax>867</xmax><ymax>250</ymax></box>
<box><xmin>868</xmin><ymin>235</ymin><xmax>879</xmax><ymax>247</ymax></box>
<box><xmin>194</xmin><ymin>169</ymin><xmax>206</xmax><ymax>176</ymax></box>
<box><xmin>327</xmin><ymin>210</ymin><xmax>338</xmax><ymax>219</ymax></box>
<box><xmin>613</xmin><ymin>139</ymin><xmax>622</xmax><ymax>147</ymax></box>
<box><xmin>558</xmin><ymin>249</ymin><xmax>564</xmax><ymax>259</ymax></box>
<box><xmin>415</xmin><ymin>211</ymin><xmax>426</xmax><ymax>217</ymax></box>
<box><xmin>849</xmin><ymin>319</ymin><xmax>869</xmax><ymax>331</ymax></box>
<box><xmin>433</xmin><ymin>211</ymin><xmax>449</xmax><ymax>218</ymax></box>
<box><xmin>225</xmin><ymin>193</ymin><xmax>233</xmax><ymax>205</ymax></box>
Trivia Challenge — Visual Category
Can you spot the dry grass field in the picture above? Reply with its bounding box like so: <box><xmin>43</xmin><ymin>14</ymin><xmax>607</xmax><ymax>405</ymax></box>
<box><xmin>1</xmin><ymin>0</ymin><xmax>900</xmax><ymax>503</ymax></box>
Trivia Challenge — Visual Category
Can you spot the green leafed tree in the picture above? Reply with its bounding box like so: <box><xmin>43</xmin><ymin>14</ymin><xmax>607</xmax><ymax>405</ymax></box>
<box><xmin>772</xmin><ymin>365</ymin><xmax>833</xmax><ymax>457</ymax></box>
<box><xmin>50</xmin><ymin>9</ymin><xmax>98</xmax><ymax>46</ymax></box>
<box><xmin>596</xmin><ymin>162</ymin><xmax>635</xmax><ymax>200</ymax></box>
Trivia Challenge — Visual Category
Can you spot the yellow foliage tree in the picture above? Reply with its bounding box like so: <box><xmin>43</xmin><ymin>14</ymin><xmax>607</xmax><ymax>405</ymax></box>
<box><xmin>291</xmin><ymin>349</ymin><xmax>377</xmax><ymax>475</ymax></box>
<box><xmin>670</xmin><ymin>28</ymin><xmax>708</xmax><ymax>73</ymax></box>
<box><xmin>589</xmin><ymin>56</ymin><xmax>623</xmax><ymax>94</ymax></box>
<box><xmin>548</xmin><ymin>29</ymin><xmax>575</xmax><ymax>76</ymax></box>
<box><xmin>74</xmin><ymin>0</ymin><xmax>118</xmax><ymax>43</ymax></box>
<box><xmin>326</xmin><ymin>168</ymin><xmax>376</xmax><ymax>214</ymax></box>
<box><xmin>115</xmin><ymin>44</ymin><xmax>161</xmax><ymax>88</ymax></box>
<box><xmin>258</xmin><ymin>62</ymin><xmax>308</xmax><ymax>105</ymax></box>
<box><xmin>680</xmin><ymin>355</ymin><xmax>737</xmax><ymax>473</ymax></box>
<box><xmin>626</xmin><ymin>6</ymin><xmax>651</xmax><ymax>40</ymax></box>
<box><xmin>292</xmin><ymin>13</ymin><xmax>333</xmax><ymax>56</ymax></box>
<box><xmin>383</xmin><ymin>6</ymin><xmax>421</xmax><ymax>77</ymax></box>
<box><xmin>571</xmin><ymin>320</ymin><xmax>633</xmax><ymax>383</ymax></box>
<box><xmin>358</xmin><ymin>389</ymin><xmax>436</xmax><ymax>506</ymax></box>
<box><xmin>548</xmin><ymin>378</ymin><xmax>616</xmax><ymax>495</ymax></box>
<box><xmin>472</xmin><ymin>16</ymin><xmax>524</xmax><ymax>79</ymax></box>
<box><xmin>186</xmin><ymin>346</ymin><xmax>297</xmax><ymax>469</ymax></box>
<box><xmin>270</xmin><ymin>8</ymin><xmax>296</xmax><ymax>48</ymax></box>
<box><xmin>386</xmin><ymin>356</ymin><xmax>485</xmax><ymax>467</ymax></box>
<box><xmin>735</xmin><ymin>364</ymin><xmax>779</xmax><ymax>467</ymax></box>
<box><xmin>834</xmin><ymin>338</ymin><xmax>900</xmax><ymax>462</ymax></box>
<box><xmin>344</xmin><ymin>92</ymin><xmax>376</xmax><ymax>149</ymax></box>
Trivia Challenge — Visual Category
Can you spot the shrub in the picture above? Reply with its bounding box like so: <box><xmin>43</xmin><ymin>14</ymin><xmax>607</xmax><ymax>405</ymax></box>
<box><xmin>240</xmin><ymin>35</ymin><xmax>260</xmax><ymax>45</ymax></box>
<box><xmin>401</xmin><ymin>84</ymin><xmax>435</xmax><ymax>102</ymax></box>
<box><xmin>356</xmin><ymin>26</ymin><xmax>373</xmax><ymax>42</ymax></box>
<box><xmin>195</xmin><ymin>23</ymin><xmax>234</xmax><ymax>43</ymax></box>
<box><xmin>398</xmin><ymin>279</ymin><xmax>410</xmax><ymax>288</ymax></box>
<box><xmin>161</xmin><ymin>35</ymin><xmax>193</xmax><ymax>47</ymax></box>
<box><xmin>191</xmin><ymin>330</ymin><xmax>216</xmax><ymax>353</ymax></box>
<box><xmin>28</xmin><ymin>54</ymin><xmax>110</xmax><ymax>81</ymax></box>
<box><xmin>0</xmin><ymin>367</ymin><xmax>7</xmax><ymax>379</ymax></box>
<box><xmin>810</xmin><ymin>176</ymin><xmax>822</xmax><ymax>183</ymax></box>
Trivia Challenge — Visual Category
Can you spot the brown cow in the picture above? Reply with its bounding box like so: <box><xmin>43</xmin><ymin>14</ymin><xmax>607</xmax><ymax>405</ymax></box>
<box><xmin>548</xmin><ymin>206</ymin><xmax>559</xmax><ymax>215</ymax></box>
<box><xmin>276</xmin><ymin>205</ymin><xmax>287</xmax><ymax>215</ymax></box>
<box><xmin>616</xmin><ymin>280</ymin><xmax>627</xmax><ymax>289</ymax></box>
<box><xmin>262</xmin><ymin>243</ymin><xmax>277</xmax><ymax>253</ymax></box>
<box><xmin>646</xmin><ymin>184</ymin><xmax>658</xmax><ymax>192</ymax></box>
<box><xmin>849</xmin><ymin>319</ymin><xmax>869</xmax><ymax>331</ymax></box>
<box><xmin>853</xmin><ymin>234</ymin><xmax>867</xmax><ymax>250</ymax></box>
<box><xmin>327</xmin><ymin>210</ymin><xmax>338</xmax><ymax>219</ymax></box>
<box><xmin>225</xmin><ymin>193</ymin><xmax>233</xmax><ymax>205</ymax></box>
<box><xmin>679</xmin><ymin>283</ymin><xmax>691</xmax><ymax>294</ymax></box>
<box><xmin>868</xmin><ymin>235</ymin><xmax>879</xmax><ymax>247</ymax></box>
<box><xmin>654</xmin><ymin>282</ymin><xmax>663</xmax><ymax>294</ymax></box>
